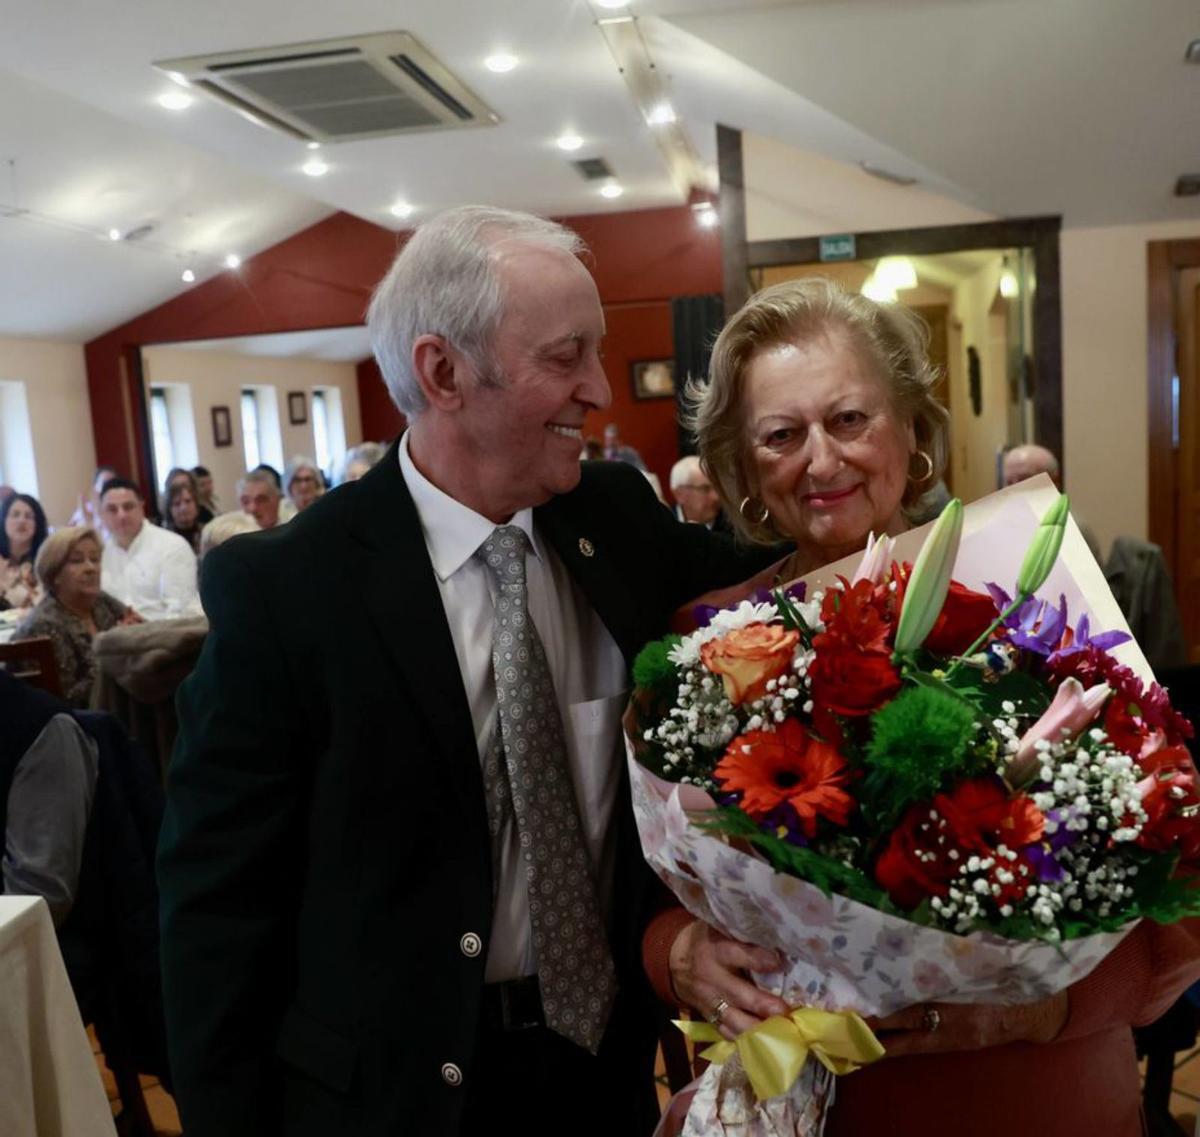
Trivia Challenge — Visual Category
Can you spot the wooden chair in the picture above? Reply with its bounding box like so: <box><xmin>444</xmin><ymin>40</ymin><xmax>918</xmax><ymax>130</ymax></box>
<box><xmin>0</xmin><ymin>637</ymin><xmax>63</xmax><ymax>697</ymax></box>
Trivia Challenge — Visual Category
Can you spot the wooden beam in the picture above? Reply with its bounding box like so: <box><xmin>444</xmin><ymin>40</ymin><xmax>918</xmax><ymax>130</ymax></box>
<box><xmin>716</xmin><ymin>125</ymin><xmax>749</xmax><ymax>318</ymax></box>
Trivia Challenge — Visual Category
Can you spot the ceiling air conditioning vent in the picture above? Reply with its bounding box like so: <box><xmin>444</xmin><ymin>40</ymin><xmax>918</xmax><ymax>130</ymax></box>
<box><xmin>573</xmin><ymin>157</ymin><xmax>614</xmax><ymax>181</ymax></box>
<box><xmin>155</xmin><ymin>32</ymin><xmax>498</xmax><ymax>144</ymax></box>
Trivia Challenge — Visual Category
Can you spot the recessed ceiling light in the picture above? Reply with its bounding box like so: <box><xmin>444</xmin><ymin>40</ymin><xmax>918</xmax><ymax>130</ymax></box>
<box><xmin>599</xmin><ymin>183</ymin><xmax>624</xmax><ymax>199</ymax></box>
<box><xmin>556</xmin><ymin>133</ymin><xmax>584</xmax><ymax>152</ymax></box>
<box><xmin>303</xmin><ymin>158</ymin><xmax>329</xmax><ymax>177</ymax></box>
<box><xmin>484</xmin><ymin>53</ymin><xmax>518</xmax><ymax>73</ymax></box>
<box><xmin>389</xmin><ymin>200</ymin><xmax>414</xmax><ymax>220</ymax></box>
<box><xmin>181</xmin><ymin>268</ymin><xmax>196</xmax><ymax>283</ymax></box>
<box><xmin>224</xmin><ymin>253</ymin><xmax>242</xmax><ymax>269</ymax></box>
<box><xmin>646</xmin><ymin>102</ymin><xmax>676</xmax><ymax>127</ymax></box>
<box><xmin>596</xmin><ymin>0</ymin><xmax>628</xmax><ymax>8</ymax></box>
<box><xmin>694</xmin><ymin>205</ymin><xmax>719</xmax><ymax>229</ymax></box>
<box><xmin>596</xmin><ymin>15</ymin><xmax>634</xmax><ymax>25</ymax></box>
<box><xmin>306</xmin><ymin>141</ymin><xmax>321</xmax><ymax>150</ymax></box>
<box><xmin>157</xmin><ymin>91</ymin><xmax>193</xmax><ymax>111</ymax></box>
<box><xmin>167</xmin><ymin>71</ymin><xmax>191</xmax><ymax>88</ymax></box>
<box><xmin>107</xmin><ymin>228</ymin><xmax>122</xmax><ymax>241</ymax></box>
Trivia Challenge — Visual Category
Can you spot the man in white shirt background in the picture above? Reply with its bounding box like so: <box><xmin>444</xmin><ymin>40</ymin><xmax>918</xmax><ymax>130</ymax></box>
<box><xmin>99</xmin><ymin>479</ymin><xmax>201</xmax><ymax>619</ymax></box>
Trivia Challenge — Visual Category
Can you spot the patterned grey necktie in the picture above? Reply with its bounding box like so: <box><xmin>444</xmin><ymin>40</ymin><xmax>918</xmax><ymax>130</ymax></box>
<box><xmin>475</xmin><ymin>525</ymin><xmax>617</xmax><ymax>1054</ymax></box>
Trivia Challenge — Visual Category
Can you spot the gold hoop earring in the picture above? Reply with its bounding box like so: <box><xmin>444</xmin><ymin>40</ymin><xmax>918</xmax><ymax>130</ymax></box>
<box><xmin>909</xmin><ymin>450</ymin><xmax>934</xmax><ymax>485</ymax></box>
<box><xmin>739</xmin><ymin>496</ymin><xmax>770</xmax><ymax>525</ymax></box>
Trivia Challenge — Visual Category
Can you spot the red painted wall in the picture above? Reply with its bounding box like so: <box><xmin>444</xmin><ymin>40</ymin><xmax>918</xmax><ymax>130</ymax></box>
<box><xmin>85</xmin><ymin>205</ymin><xmax>721</xmax><ymax>495</ymax></box>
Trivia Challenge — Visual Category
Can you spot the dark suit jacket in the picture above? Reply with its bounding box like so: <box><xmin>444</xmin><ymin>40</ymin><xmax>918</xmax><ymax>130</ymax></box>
<box><xmin>158</xmin><ymin>446</ymin><xmax>780</xmax><ymax>1136</ymax></box>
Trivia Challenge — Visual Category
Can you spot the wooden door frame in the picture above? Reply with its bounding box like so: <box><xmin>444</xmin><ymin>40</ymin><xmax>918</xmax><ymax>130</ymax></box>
<box><xmin>716</xmin><ymin>124</ymin><xmax>1064</xmax><ymax>464</ymax></box>
<box><xmin>1147</xmin><ymin>239</ymin><xmax>1200</xmax><ymax>565</ymax></box>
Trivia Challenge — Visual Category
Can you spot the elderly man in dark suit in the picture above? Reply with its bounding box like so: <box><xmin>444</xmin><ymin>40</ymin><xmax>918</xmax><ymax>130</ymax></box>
<box><xmin>157</xmin><ymin>206</ymin><xmax>782</xmax><ymax>1137</ymax></box>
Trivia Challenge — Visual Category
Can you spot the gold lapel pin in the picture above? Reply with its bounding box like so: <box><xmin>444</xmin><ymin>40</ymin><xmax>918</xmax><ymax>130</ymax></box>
<box><xmin>579</xmin><ymin>538</ymin><xmax>595</xmax><ymax>558</ymax></box>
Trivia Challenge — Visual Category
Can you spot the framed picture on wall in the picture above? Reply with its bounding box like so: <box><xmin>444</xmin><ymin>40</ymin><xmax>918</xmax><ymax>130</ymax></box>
<box><xmin>288</xmin><ymin>391</ymin><xmax>307</xmax><ymax>425</ymax></box>
<box><xmin>630</xmin><ymin>358</ymin><xmax>676</xmax><ymax>400</ymax></box>
<box><xmin>211</xmin><ymin>405</ymin><xmax>232</xmax><ymax>448</ymax></box>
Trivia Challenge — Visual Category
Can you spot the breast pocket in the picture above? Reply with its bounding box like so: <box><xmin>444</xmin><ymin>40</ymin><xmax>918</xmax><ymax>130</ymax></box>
<box><xmin>564</xmin><ymin>692</ymin><xmax>630</xmax><ymax>863</ymax></box>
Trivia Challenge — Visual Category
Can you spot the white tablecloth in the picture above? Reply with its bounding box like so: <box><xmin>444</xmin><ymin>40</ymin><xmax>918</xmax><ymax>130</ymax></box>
<box><xmin>0</xmin><ymin>897</ymin><xmax>116</xmax><ymax>1136</ymax></box>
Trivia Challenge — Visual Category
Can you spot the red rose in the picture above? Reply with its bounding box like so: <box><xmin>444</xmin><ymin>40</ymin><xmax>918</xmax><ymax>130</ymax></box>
<box><xmin>1136</xmin><ymin>745</ymin><xmax>1200</xmax><ymax>863</ymax></box>
<box><xmin>808</xmin><ymin>637</ymin><xmax>901</xmax><ymax>717</ymax></box>
<box><xmin>875</xmin><ymin>802</ymin><xmax>960</xmax><ymax>909</ymax></box>
<box><xmin>922</xmin><ymin>581</ymin><xmax>999</xmax><ymax>656</ymax></box>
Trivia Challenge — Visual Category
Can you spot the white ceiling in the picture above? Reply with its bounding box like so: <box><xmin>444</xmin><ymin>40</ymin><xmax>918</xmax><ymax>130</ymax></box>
<box><xmin>0</xmin><ymin>0</ymin><xmax>1196</xmax><ymax>344</ymax></box>
<box><xmin>171</xmin><ymin>326</ymin><xmax>372</xmax><ymax>362</ymax></box>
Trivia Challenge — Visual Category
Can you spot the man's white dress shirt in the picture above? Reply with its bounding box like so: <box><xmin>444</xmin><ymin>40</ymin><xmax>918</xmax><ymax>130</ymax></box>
<box><xmin>102</xmin><ymin>521</ymin><xmax>202</xmax><ymax>619</ymax></box>
<box><xmin>398</xmin><ymin>433</ymin><xmax>628</xmax><ymax>982</ymax></box>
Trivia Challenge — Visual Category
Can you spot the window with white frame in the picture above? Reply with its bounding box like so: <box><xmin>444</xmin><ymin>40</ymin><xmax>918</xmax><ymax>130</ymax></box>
<box><xmin>311</xmin><ymin>387</ymin><xmax>346</xmax><ymax>482</ymax></box>
<box><xmin>241</xmin><ymin>389</ymin><xmax>261</xmax><ymax>470</ymax></box>
<box><xmin>150</xmin><ymin>387</ymin><xmax>175</xmax><ymax>487</ymax></box>
<box><xmin>0</xmin><ymin>381</ymin><xmax>39</xmax><ymax>496</ymax></box>
<box><xmin>311</xmin><ymin>390</ymin><xmax>331</xmax><ymax>475</ymax></box>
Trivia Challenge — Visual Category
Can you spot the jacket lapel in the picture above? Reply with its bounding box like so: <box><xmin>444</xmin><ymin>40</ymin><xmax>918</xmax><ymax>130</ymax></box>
<box><xmin>345</xmin><ymin>441</ymin><xmax>482</xmax><ymax>802</ymax></box>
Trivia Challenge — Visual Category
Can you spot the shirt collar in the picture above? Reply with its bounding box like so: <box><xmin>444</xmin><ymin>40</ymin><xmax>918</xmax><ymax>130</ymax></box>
<box><xmin>398</xmin><ymin>431</ymin><xmax>544</xmax><ymax>582</ymax></box>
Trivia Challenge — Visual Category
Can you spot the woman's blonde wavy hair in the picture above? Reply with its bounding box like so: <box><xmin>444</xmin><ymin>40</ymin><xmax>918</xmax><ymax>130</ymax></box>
<box><xmin>686</xmin><ymin>277</ymin><xmax>950</xmax><ymax>546</ymax></box>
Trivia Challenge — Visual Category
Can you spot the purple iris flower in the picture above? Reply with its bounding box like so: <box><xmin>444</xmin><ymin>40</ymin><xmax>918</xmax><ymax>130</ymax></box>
<box><xmin>759</xmin><ymin>802</ymin><xmax>810</xmax><ymax>847</ymax></box>
<box><xmin>1024</xmin><ymin>843</ymin><xmax>1066</xmax><ymax>884</ymax></box>
<box><xmin>984</xmin><ymin>584</ymin><xmax>1130</xmax><ymax>660</ymax></box>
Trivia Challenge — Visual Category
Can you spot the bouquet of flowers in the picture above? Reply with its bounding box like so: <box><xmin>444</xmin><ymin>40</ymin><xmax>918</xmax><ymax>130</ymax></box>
<box><xmin>628</xmin><ymin>479</ymin><xmax>1199</xmax><ymax>1136</ymax></box>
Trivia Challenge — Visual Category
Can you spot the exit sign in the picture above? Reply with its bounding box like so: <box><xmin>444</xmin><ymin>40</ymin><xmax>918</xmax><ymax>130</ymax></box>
<box><xmin>819</xmin><ymin>234</ymin><xmax>857</xmax><ymax>262</ymax></box>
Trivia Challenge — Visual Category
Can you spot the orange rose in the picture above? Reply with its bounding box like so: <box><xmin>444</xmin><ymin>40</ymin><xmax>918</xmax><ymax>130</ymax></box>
<box><xmin>700</xmin><ymin>623</ymin><xmax>800</xmax><ymax>706</ymax></box>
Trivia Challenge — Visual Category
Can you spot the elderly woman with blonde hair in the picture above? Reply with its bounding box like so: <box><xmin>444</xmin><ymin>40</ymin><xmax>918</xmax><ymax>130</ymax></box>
<box><xmin>13</xmin><ymin>526</ymin><xmax>140</xmax><ymax>706</ymax></box>
<box><xmin>650</xmin><ymin>277</ymin><xmax>1200</xmax><ymax>1137</ymax></box>
<box><xmin>198</xmin><ymin>511</ymin><xmax>259</xmax><ymax>560</ymax></box>
<box><xmin>282</xmin><ymin>456</ymin><xmax>324</xmax><ymax>520</ymax></box>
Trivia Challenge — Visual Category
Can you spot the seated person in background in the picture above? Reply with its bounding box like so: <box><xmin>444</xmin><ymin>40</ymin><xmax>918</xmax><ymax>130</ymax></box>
<box><xmin>100</xmin><ymin>478</ymin><xmax>201</xmax><ymax>619</ymax></box>
<box><xmin>162</xmin><ymin>481</ymin><xmax>206</xmax><ymax>556</ymax></box>
<box><xmin>0</xmin><ymin>492</ymin><xmax>49</xmax><ymax>610</ymax></box>
<box><xmin>669</xmin><ymin>455</ymin><xmax>724</xmax><ymax>529</ymax></box>
<box><xmin>237</xmin><ymin>470</ymin><xmax>283</xmax><ymax>529</ymax></box>
<box><xmin>580</xmin><ymin>435</ymin><xmax>604</xmax><ymax>461</ymax></box>
<box><xmin>602</xmin><ymin>421</ymin><xmax>648</xmax><ymax>471</ymax></box>
<box><xmin>68</xmin><ymin>465</ymin><xmax>119</xmax><ymax>535</ymax></box>
<box><xmin>198</xmin><ymin>511</ymin><xmax>260</xmax><ymax>561</ymax></box>
<box><xmin>163</xmin><ymin>469</ymin><xmax>214</xmax><ymax>527</ymax></box>
<box><xmin>1</xmin><ymin>669</ymin><xmax>97</xmax><ymax>927</ymax></box>
<box><xmin>283</xmin><ymin>456</ymin><xmax>325</xmax><ymax>516</ymax></box>
<box><xmin>14</xmin><ymin>527</ymin><xmax>141</xmax><ymax>707</ymax></box>
<box><xmin>338</xmin><ymin>441</ymin><xmax>387</xmax><ymax>484</ymax></box>
<box><xmin>192</xmin><ymin>465</ymin><xmax>219</xmax><ymax>514</ymax></box>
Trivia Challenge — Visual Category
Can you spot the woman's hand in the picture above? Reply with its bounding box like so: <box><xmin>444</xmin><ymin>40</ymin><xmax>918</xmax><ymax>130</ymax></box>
<box><xmin>867</xmin><ymin>990</ymin><xmax>1069</xmax><ymax>1058</ymax></box>
<box><xmin>120</xmin><ymin>607</ymin><xmax>146</xmax><ymax>626</ymax></box>
<box><xmin>668</xmin><ymin>919</ymin><xmax>790</xmax><ymax>1040</ymax></box>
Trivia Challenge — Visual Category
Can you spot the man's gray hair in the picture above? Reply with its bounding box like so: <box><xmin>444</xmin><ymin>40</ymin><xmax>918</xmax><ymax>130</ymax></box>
<box><xmin>366</xmin><ymin>205</ymin><xmax>587</xmax><ymax>419</ymax></box>
<box><xmin>236</xmin><ymin>469</ymin><xmax>281</xmax><ymax>499</ymax></box>
<box><xmin>669</xmin><ymin>454</ymin><xmax>704</xmax><ymax>492</ymax></box>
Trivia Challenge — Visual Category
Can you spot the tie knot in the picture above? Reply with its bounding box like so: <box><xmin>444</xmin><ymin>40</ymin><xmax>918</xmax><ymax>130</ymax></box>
<box><xmin>475</xmin><ymin>524</ymin><xmax>530</xmax><ymax>586</ymax></box>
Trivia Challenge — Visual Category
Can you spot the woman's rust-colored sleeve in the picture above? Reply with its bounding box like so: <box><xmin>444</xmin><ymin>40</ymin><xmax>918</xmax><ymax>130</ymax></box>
<box><xmin>643</xmin><ymin>904</ymin><xmax>696</xmax><ymax>1006</ymax></box>
<box><xmin>1058</xmin><ymin>917</ymin><xmax>1200</xmax><ymax>1042</ymax></box>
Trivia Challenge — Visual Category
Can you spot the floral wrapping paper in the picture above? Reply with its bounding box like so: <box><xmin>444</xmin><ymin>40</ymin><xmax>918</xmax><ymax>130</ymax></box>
<box><xmin>631</xmin><ymin>753</ymin><xmax>1133</xmax><ymax>1136</ymax></box>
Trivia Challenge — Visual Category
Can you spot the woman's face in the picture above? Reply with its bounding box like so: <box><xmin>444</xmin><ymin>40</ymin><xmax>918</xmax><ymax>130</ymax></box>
<box><xmin>5</xmin><ymin>500</ymin><xmax>36</xmax><ymax>552</ymax></box>
<box><xmin>171</xmin><ymin>488</ymin><xmax>198</xmax><ymax>529</ymax></box>
<box><xmin>289</xmin><ymin>467</ymin><xmax>321</xmax><ymax>510</ymax></box>
<box><xmin>743</xmin><ymin>330</ymin><xmax>915</xmax><ymax>562</ymax></box>
<box><xmin>55</xmin><ymin>537</ymin><xmax>102</xmax><ymax>606</ymax></box>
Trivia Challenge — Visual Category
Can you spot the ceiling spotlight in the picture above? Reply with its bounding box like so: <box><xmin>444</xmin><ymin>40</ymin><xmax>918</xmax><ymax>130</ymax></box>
<box><xmin>484</xmin><ymin>53</ymin><xmax>518</xmax><ymax>73</ymax></box>
<box><xmin>181</xmin><ymin>268</ymin><xmax>196</xmax><ymax>283</ymax></box>
<box><xmin>306</xmin><ymin>141</ymin><xmax>321</xmax><ymax>150</ymax></box>
<box><xmin>224</xmin><ymin>253</ymin><xmax>242</xmax><ymax>269</ymax></box>
<box><xmin>556</xmin><ymin>133</ymin><xmax>584</xmax><ymax>152</ymax></box>
<box><xmin>596</xmin><ymin>15</ymin><xmax>634</xmax><ymax>24</ymax></box>
<box><xmin>596</xmin><ymin>0</ymin><xmax>629</xmax><ymax>8</ymax></box>
<box><xmin>646</xmin><ymin>102</ymin><xmax>676</xmax><ymax>127</ymax></box>
<box><xmin>861</xmin><ymin>274</ymin><xmax>896</xmax><ymax>303</ymax></box>
<box><xmin>303</xmin><ymin>158</ymin><xmax>329</xmax><ymax>177</ymax></box>
<box><xmin>389</xmin><ymin>200</ymin><xmax>414</xmax><ymax>220</ymax></box>
<box><xmin>157</xmin><ymin>91</ymin><xmax>193</xmax><ymax>111</ymax></box>
<box><xmin>599</xmin><ymin>183</ymin><xmax>624</xmax><ymax>199</ymax></box>
<box><xmin>107</xmin><ymin>228</ymin><xmax>122</xmax><ymax>241</ymax></box>
<box><xmin>167</xmin><ymin>71</ymin><xmax>191</xmax><ymax>88</ymax></box>
<box><xmin>875</xmin><ymin>256</ymin><xmax>917</xmax><ymax>291</ymax></box>
<box><xmin>694</xmin><ymin>204</ymin><xmax>718</xmax><ymax>229</ymax></box>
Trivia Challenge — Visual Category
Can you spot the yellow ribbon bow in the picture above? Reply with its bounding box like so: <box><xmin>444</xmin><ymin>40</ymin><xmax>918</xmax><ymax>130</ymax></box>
<box><xmin>675</xmin><ymin>1007</ymin><xmax>886</xmax><ymax>1102</ymax></box>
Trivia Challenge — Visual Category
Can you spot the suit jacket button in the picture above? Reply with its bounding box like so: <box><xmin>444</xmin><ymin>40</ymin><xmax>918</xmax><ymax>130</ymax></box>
<box><xmin>441</xmin><ymin>1062</ymin><xmax>463</xmax><ymax>1087</ymax></box>
<box><xmin>459</xmin><ymin>932</ymin><xmax>482</xmax><ymax>958</ymax></box>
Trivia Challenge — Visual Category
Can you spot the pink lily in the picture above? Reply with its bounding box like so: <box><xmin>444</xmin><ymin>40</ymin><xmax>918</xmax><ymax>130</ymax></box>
<box><xmin>851</xmin><ymin>532</ymin><xmax>897</xmax><ymax>585</ymax></box>
<box><xmin>1007</xmin><ymin>678</ymin><xmax>1111</xmax><ymax>787</ymax></box>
